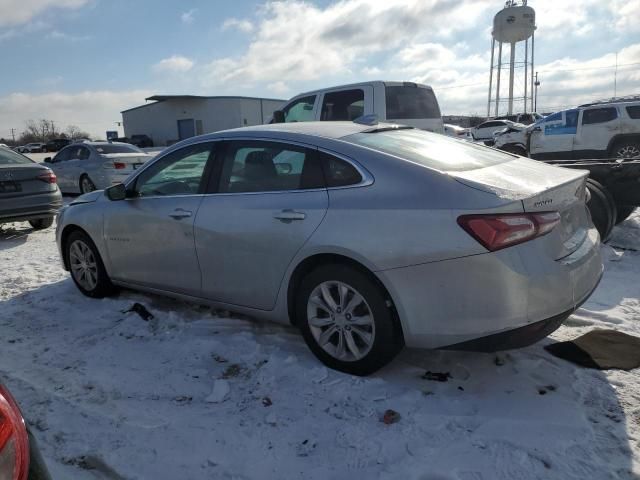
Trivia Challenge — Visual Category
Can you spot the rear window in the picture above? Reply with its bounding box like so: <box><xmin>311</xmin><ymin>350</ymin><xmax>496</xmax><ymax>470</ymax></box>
<box><xmin>626</xmin><ymin>106</ymin><xmax>640</xmax><ymax>119</ymax></box>
<box><xmin>344</xmin><ymin>128</ymin><xmax>511</xmax><ymax>172</ymax></box>
<box><xmin>95</xmin><ymin>144</ymin><xmax>142</xmax><ymax>154</ymax></box>
<box><xmin>582</xmin><ymin>107</ymin><xmax>618</xmax><ymax>125</ymax></box>
<box><xmin>385</xmin><ymin>86</ymin><xmax>441</xmax><ymax>120</ymax></box>
<box><xmin>0</xmin><ymin>148</ymin><xmax>33</xmax><ymax>165</ymax></box>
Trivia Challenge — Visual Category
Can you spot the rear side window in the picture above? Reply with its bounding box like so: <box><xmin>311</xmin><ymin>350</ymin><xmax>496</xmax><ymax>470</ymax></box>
<box><xmin>626</xmin><ymin>106</ymin><xmax>640</xmax><ymax>119</ymax></box>
<box><xmin>283</xmin><ymin>96</ymin><xmax>316</xmax><ymax>123</ymax></box>
<box><xmin>321</xmin><ymin>89</ymin><xmax>365</xmax><ymax>121</ymax></box>
<box><xmin>319</xmin><ymin>152</ymin><xmax>362</xmax><ymax>187</ymax></box>
<box><xmin>344</xmin><ymin>128</ymin><xmax>511</xmax><ymax>172</ymax></box>
<box><xmin>582</xmin><ymin>107</ymin><xmax>618</xmax><ymax>125</ymax></box>
<box><xmin>385</xmin><ymin>86</ymin><xmax>441</xmax><ymax>119</ymax></box>
<box><xmin>0</xmin><ymin>148</ymin><xmax>33</xmax><ymax>165</ymax></box>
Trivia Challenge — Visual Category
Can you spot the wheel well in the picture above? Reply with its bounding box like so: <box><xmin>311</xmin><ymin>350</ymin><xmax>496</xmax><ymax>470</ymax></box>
<box><xmin>60</xmin><ymin>225</ymin><xmax>89</xmax><ymax>270</ymax></box>
<box><xmin>608</xmin><ymin>134</ymin><xmax>640</xmax><ymax>154</ymax></box>
<box><xmin>286</xmin><ymin>254</ymin><xmax>404</xmax><ymax>338</ymax></box>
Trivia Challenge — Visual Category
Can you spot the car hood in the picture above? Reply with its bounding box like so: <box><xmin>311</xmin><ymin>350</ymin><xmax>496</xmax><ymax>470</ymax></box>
<box><xmin>70</xmin><ymin>190</ymin><xmax>103</xmax><ymax>205</ymax></box>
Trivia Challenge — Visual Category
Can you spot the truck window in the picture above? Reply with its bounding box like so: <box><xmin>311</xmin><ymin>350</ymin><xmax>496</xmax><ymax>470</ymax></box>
<box><xmin>283</xmin><ymin>96</ymin><xmax>316</xmax><ymax>123</ymax></box>
<box><xmin>582</xmin><ymin>107</ymin><xmax>618</xmax><ymax>125</ymax></box>
<box><xmin>626</xmin><ymin>106</ymin><xmax>640</xmax><ymax>119</ymax></box>
<box><xmin>385</xmin><ymin>86</ymin><xmax>441</xmax><ymax>119</ymax></box>
<box><xmin>320</xmin><ymin>89</ymin><xmax>364</xmax><ymax>121</ymax></box>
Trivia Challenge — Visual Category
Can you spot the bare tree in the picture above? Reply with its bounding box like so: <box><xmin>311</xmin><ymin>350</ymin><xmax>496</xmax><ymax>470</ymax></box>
<box><xmin>65</xmin><ymin>125</ymin><xmax>91</xmax><ymax>140</ymax></box>
<box><xmin>23</xmin><ymin>119</ymin><xmax>58</xmax><ymax>142</ymax></box>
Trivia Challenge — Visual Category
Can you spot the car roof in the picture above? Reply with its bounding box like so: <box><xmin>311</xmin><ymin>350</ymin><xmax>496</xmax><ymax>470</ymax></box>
<box><xmin>199</xmin><ymin>121</ymin><xmax>382</xmax><ymax>141</ymax></box>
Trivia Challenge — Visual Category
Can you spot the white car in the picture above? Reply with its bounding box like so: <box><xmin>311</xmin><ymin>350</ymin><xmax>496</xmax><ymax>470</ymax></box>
<box><xmin>16</xmin><ymin>143</ymin><xmax>45</xmax><ymax>153</ymax></box>
<box><xmin>444</xmin><ymin>124</ymin><xmax>470</xmax><ymax>138</ymax></box>
<box><xmin>471</xmin><ymin>120</ymin><xmax>520</xmax><ymax>143</ymax></box>
<box><xmin>272</xmin><ymin>81</ymin><xmax>444</xmax><ymax>133</ymax></box>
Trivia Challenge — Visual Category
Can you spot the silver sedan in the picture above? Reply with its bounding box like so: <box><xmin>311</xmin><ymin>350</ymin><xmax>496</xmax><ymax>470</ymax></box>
<box><xmin>55</xmin><ymin>122</ymin><xmax>603</xmax><ymax>375</ymax></box>
<box><xmin>45</xmin><ymin>142</ymin><xmax>154</xmax><ymax>194</ymax></box>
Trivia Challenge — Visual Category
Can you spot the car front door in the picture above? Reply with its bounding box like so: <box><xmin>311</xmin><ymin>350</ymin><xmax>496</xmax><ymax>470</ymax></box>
<box><xmin>529</xmin><ymin>110</ymin><xmax>578</xmax><ymax>159</ymax></box>
<box><xmin>102</xmin><ymin>142</ymin><xmax>216</xmax><ymax>296</ymax></box>
<box><xmin>48</xmin><ymin>147</ymin><xmax>72</xmax><ymax>190</ymax></box>
<box><xmin>194</xmin><ymin>139</ymin><xmax>328</xmax><ymax>310</ymax></box>
<box><xmin>574</xmin><ymin>107</ymin><xmax>620</xmax><ymax>157</ymax></box>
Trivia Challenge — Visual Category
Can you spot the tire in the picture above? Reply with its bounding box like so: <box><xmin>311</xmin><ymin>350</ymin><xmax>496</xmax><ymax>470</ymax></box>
<box><xmin>501</xmin><ymin>145</ymin><xmax>527</xmax><ymax>156</ymax></box>
<box><xmin>65</xmin><ymin>230</ymin><xmax>115</xmax><ymax>298</ymax></box>
<box><xmin>296</xmin><ymin>264</ymin><xmax>403</xmax><ymax>376</ymax></box>
<box><xmin>586</xmin><ymin>179</ymin><xmax>617</xmax><ymax>242</ymax></box>
<box><xmin>79</xmin><ymin>175</ymin><xmax>96</xmax><ymax>194</ymax></box>
<box><xmin>28</xmin><ymin>217</ymin><xmax>54</xmax><ymax>230</ymax></box>
<box><xmin>615</xmin><ymin>205</ymin><xmax>636</xmax><ymax>225</ymax></box>
<box><xmin>611</xmin><ymin>139</ymin><xmax>640</xmax><ymax>160</ymax></box>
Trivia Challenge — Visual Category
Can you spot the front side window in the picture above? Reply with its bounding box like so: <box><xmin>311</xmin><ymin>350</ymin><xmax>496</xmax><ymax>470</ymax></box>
<box><xmin>53</xmin><ymin>148</ymin><xmax>71</xmax><ymax>162</ymax></box>
<box><xmin>134</xmin><ymin>143</ymin><xmax>213</xmax><ymax>197</ymax></box>
<box><xmin>219</xmin><ymin>141</ymin><xmax>323</xmax><ymax>193</ymax></box>
<box><xmin>321</xmin><ymin>89</ymin><xmax>365</xmax><ymax>121</ymax></box>
<box><xmin>78</xmin><ymin>147</ymin><xmax>91</xmax><ymax>160</ymax></box>
<box><xmin>283</xmin><ymin>96</ymin><xmax>316</xmax><ymax>123</ymax></box>
<box><xmin>582</xmin><ymin>107</ymin><xmax>618</xmax><ymax>125</ymax></box>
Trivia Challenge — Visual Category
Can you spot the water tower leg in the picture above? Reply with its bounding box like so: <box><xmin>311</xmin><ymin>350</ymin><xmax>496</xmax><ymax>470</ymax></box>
<box><xmin>487</xmin><ymin>38</ymin><xmax>495</xmax><ymax>118</ymax></box>
<box><xmin>508</xmin><ymin>42</ymin><xmax>515</xmax><ymax>115</ymax></box>
<box><xmin>495</xmin><ymin>41</ymin><xmax>502</xmax><ymax>117</ymax></box>
<box><xmin>531</xmin><ymin>33</ymin><xmax>535</xmax><ymax>113</ymax></box>
<box><xmin>524</xmin><ymin>39</ymin><xmax>528</xmax><ymax>114</ymax></box>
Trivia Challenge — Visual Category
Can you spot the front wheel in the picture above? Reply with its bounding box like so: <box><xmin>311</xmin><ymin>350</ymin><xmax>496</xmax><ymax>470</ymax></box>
<box><xmin>65</xmin><ymin>230</ymin><xmax>115</xmax><ymax>298</ymax></box>
<box><xmin>611</xmin><ymin>140</ymin><xmax>640</xmax><ymax>160</ymax></box>
<box><xmin>79</xmin><ymin>175</ymin><xmax>96</xmax><ymax>194</ymax></box>
<box><xmin>29</xmin><ymin>217</ymin><xmax>54</xmax><ymax>230</ymax></box>
<box><xmin>296</xmin><ymin>264</ymin><xmax>403</xmax><ymax>376</ymax></box>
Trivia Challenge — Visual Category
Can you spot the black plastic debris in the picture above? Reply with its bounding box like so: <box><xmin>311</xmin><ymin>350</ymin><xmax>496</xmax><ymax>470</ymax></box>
<box><xmin>421</xmin><ymin>371</ymin><xmax>452</xmax><ymax>382</ymax></box>
<box><xmin>121</xmin><ymin>303</ymin><xmax>154</xmax><ymax>321</ymax></box>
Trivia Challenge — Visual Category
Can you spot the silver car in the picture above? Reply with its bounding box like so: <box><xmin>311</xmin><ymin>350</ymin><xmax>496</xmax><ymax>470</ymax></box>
<box><xmin>55</xmin><ymin>122</ymin><xmax>603</xmax><ymax>375</ymax></box>
<box><xmin>0</xmin><ymin>146</ymin><xmax>62</xmax><ymax>230</ymax></box>
<box><xmin>45</xmin><ymin>142</ymin><xmax>154</xmax><ymax>194</ymax></box>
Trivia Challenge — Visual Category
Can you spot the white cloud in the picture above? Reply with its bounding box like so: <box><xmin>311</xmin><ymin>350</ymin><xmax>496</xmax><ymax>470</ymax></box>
<box><xmin>181</xmin><ymin>9</ymin><xmax>196</xmax><ymax>24</ymax></box>
<box><xmin>47</xmin><ymin>29</ymin><xmax>90</xmax><ymax>42</ymax></box>
<box><xmin>0</xmin><ymin>0</ymin><xmax>88</xmax><ymax>27</ymax></box>
<box><xmin>221</xmin><ymin>18</ymin><xmax>254</xmax><ymax>33</ymax></box>
<box><xmin>153</xmin><ymin>55</ymin><xmax>195</xmax><ymax>73</ymax></box>
<box><xmin>267</xmin><ymin>81</ymin><xmax>290</xmax><ymax>95</ymax></box>
<box><xmin>0</xmin><ymin>90</ymin><xmax>151</xmax><ymax>139</ymax></box>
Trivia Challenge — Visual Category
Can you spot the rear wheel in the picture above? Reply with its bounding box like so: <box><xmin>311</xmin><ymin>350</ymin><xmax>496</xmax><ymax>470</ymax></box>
<box><xmin>79</xmin><ymin>175</ymin><xmax>96</xmax><ymax>194</ymax></box>
<box><xmin>586</xmin><ymin>179</ymin><xmax>617</xmax><ymax>242</ymax></box>
<box><xmin>296</xmin><ymin>264</ymin><xmax>403</xmax><ymax>376</ymax></box>
<box><xmin>611</xmin><ymin>139</ymin><xmax>640</xmax><ymax>160</ymax></box>
<box><xmin>65</xmin><ymin>230</ymin><xmax>115</xmax><ymax>298</ymax></box>
<box><xmin>615</xmin><ymin>205</ymin><xmax>636</xmax><ymax>225</ymax></box>
<box><xmin>28</xmin><ymin>217</ymin><xmax>54</xmax><ymax>230</ymax></box>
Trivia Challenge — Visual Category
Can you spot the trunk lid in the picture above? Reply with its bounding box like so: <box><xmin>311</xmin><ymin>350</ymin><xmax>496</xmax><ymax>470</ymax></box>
<box><xmin>451</xmin><ymin>157</ymin><xmax>591</xmax><ymax>259</ymax></box>
<box><xmin>101</xmin><ymin>153</ymin><xmax>152</xmax><ymax>174</ymax></box>
<box><xmin>0</xmin><ymin>164</ymin><xmax>56</xmax><ymax>199</ymax></box>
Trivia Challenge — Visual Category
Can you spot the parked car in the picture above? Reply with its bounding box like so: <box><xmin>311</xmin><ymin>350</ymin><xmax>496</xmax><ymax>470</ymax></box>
<box><xmin>45</xmin><ymin>142</ymin><xmax>154</xmax><ymax>194</ymax></box>
<box><xmin>494</xmin><ymin>112</ymin><xmax>544</xmax><ymax>125</ymax></box>
<box><xmin>444</xmin><ymin>123</ymin><xmax>470</xmax><ymax>138</ymax></box>
<box><xmin>0</xmin><ymin>147</ymin><xmax>61</xmax><ymax>230</ymax></box>
<box><xmin>0</xmin><ymin>383</ymin><xmax>52</xmax><ymax>479</ymax></box>
<box><xmin>494</xmin><ymin>98</ymin><xmax>640</xmax><ymax>238</ymax></box>
<box><xmin>44</xmin><ymin>138</ymin><xmax>71</xmax><ymax>152</ymax></box>
<box><xmin>16</xmin><ymin>143</ymin><xmax>46</xmax><ymax>153</ymax></box>
<box><xmin>56</xmin><ymin>121</ymin><xmax>602</xmax><ymax>375</ymax></box>
<box><xmin>130</xmin><ymin>134</ymin><xmax>154</xmax><ymax>148</ymax></box>
<box><xmin>471</xmin><ymin>120</ymin><xmax>520</xmax><ymax>143</ymax></box>
<box><xmin>271</xmin><ymin>81</ymin><xmax>444</xmax><ymax>133</ymax></box>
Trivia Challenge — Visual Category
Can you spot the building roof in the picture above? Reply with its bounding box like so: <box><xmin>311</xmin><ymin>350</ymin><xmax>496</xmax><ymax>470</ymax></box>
<box><xmin>121</xmin><ymin>95</ymin><xmax>287</xmax><ymax>113</ymax></box>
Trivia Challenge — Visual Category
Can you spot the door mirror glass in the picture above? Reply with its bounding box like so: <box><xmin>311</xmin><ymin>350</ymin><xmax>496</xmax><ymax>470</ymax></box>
<box><xmin>106</xmin><ymin>183</ymin><xmax>127</xmax><ymax>201</ymax></box>
<box><xmin>44</xmin><ymin>157</ymin><xmax>52</xmax><ymax>163</ymax></box>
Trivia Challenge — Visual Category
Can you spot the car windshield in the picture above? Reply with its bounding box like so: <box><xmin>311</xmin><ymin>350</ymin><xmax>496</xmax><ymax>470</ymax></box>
<box><xmin>344</xmin><ymin>128</ymin><xmax>512</xmax><ymax>172</ymax></box>
<box><xmin>95</xmin><ymin>144</ymin><xmax>142</xmax><ymax>154</ymax></box>
<box><xmin>0</xmin><ymin>148</ymin><xmax>33</xmax><ymax>165</ymax></box>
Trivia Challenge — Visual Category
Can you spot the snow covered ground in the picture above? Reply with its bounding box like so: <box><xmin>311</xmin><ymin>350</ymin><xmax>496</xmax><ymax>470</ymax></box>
<box><xmin>0</xmin><ymin>209</ymin><xmax>639</xmax><ymax>479</ymax></box>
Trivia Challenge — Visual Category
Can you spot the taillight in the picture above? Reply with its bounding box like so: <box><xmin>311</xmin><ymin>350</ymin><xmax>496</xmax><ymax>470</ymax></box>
<box><xmin>36</xmin><ymin>170</ymin><xmax>56</xmax><ymax>184</ymax></box>
<box><xmin>458</xmin><ymin>211</ymin><xmax>560</xmax><ymax>251</ymax></box>
<box><xmin>0</xmin><ymin>385</ymin><xmax>30</xmax><ymax>480</ymax></box>
<box><xmin>113</xmin><ymin>162</ymin><xmax>126</xmax><ymax>170</ymax></box>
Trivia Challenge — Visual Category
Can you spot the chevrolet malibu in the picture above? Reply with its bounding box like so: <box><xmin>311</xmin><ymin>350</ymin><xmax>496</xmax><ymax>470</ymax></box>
<box><xmin>55</xmin><ymin>122</ymin><xmax>603</xmax><ymax>375</ymax></box>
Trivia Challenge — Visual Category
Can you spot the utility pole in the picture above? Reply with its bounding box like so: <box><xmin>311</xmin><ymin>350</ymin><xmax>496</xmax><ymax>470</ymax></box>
<box><xmin>10</xmin><ymin>128</ymin><xmax>16</xmax><ymax>143</ymax></box>
<box><xmin>534</xmin><ymin>71</ymin><xmax>540</xmax><ymax>113</ymax></box>
<box><xmin>614</xmin><ymin>52</ymin><xmax>618</xmax><ymax>98</ymax></box>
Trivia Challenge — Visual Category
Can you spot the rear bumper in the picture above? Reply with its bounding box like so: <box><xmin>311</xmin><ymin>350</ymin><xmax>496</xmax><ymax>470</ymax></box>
<box><xmin>0</xmin><ymin>190</ymin><xmax>63</xmax><ymax>224</ymax></box>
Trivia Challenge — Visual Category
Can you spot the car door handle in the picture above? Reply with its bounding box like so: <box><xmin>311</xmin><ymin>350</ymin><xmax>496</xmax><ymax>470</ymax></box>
<box><xmin>273</xmin><ymin>209</ymin><xmax>306</xmax><ymax>222</ymax></box>
<box><xmin>169</xmin><ymin>208</ymin><xmax>192</xmax><ymax>220</ymax></box>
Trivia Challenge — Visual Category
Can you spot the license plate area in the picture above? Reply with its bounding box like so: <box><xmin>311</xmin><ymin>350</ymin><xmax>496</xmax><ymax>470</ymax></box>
<box><xmin>0</xmin><ymin>181</ymin><xmax>21</xmax><ymax>193</ymax></box>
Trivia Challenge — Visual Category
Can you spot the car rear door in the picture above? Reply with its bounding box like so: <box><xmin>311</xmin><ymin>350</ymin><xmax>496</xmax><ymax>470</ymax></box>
<box><xmin>102</xmin><ymin>142</ymin><xmax>216</xmax><ymax>296</ymax></box>
<box><xmin>194</xmin><ymin>139</ymin><xmax>328</xmax><ymax>310</ymax></box>
<box><xmin>47</xmin><ymin>148</ymin><xmax>72</xmax><ymax>191</ymax></box>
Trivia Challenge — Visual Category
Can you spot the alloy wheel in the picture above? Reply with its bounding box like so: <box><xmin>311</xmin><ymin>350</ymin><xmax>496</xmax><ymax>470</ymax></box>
<box><xmin>69</xmin><ymin>240</ymin><xmax>98</xmax><ymax>291</ymax></box>
<box><xmin>306</xmin><ymin>281</ymin><xmax>376</xmax><ymax>362</ymax></box>
<box><xmin>616</xmin><ymin>145</ymin><xmax>640</xmax><ymax>160</ymax></box>
<box><xmin>81</xmin><ymin>177</ymin><xmax>95</xmax><ymax>193</ymax></box>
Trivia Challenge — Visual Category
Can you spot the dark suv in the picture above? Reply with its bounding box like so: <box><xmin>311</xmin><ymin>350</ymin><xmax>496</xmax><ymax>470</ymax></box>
<box><xmin>45</xmin><ymin>138</ymin><xmax>71</xmax><ymax>152</ymax></box>
<box><xmin>130</xmin><ymin>134</ymin><xmax>154</xmax><ymax>148</ymax></box>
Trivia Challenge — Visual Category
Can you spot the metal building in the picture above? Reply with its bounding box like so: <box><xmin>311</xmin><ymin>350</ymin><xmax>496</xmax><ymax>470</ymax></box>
<box><xmin>121</xmin><ymin>95</ymin><xmax>285</xmax><ymax>147</ymax></box>
<box><xmin>487</xmin><ymin>0</ymin><xmax>536</xmax><ymax>117</ymax></box>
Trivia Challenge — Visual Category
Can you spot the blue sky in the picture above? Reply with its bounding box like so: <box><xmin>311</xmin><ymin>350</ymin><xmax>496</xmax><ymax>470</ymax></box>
<box><xmin>0</xmin><ymin>0</ymin><xmax>638</xmax><ymax>139</ymax></box>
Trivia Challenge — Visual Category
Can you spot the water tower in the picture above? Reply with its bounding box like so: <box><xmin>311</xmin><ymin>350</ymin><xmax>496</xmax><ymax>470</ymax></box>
<box><xmin>487</xmin><ymin>0</ymin><xmax>536</xmax><ymax>117</ymax></box>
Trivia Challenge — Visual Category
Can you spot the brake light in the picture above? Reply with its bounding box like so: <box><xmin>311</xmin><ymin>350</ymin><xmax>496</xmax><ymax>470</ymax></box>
<box><xmin>458</xmin><ymin>212</ymin><xmax>560</xmax><ymax>251</ymax></box>
<box><xmin>113</xmin><ymin>162</ymin><xmax>126</xmax><ymax>170</ymax></box>
<box><xmin>0</xmin><ymin>385</ymin><xmax>30</xmax><ymax>480</ymax></box>
<box><xmin>36</xmin><ymin>170</ymin><xmax>56</xmax><ymax>184</ymax></box>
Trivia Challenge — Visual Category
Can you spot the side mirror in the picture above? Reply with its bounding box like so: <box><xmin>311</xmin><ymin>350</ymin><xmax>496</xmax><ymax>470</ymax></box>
<box><xmin>272</xmin><ymin>110</ymin><xmax>285</xmax><ymax>123</ymax></box>
<box><xmin>44</xmin><ymin>157</ymin><xmax>52</xmax><ymax>163</ymax></box>
<box><xmin>105</xmin><ymin>183</ymin><xmax>127</xmax><ymax>201</ymax></box>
